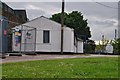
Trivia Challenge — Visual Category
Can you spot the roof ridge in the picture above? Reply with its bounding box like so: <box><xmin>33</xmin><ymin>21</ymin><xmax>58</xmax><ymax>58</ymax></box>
<box><xmin>19</xmin><ymin>16</ymin><xmax>74</xmax><ymax>31</ymax></box>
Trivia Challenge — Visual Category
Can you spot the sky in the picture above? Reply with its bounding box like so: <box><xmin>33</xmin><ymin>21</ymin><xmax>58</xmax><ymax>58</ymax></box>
<box><xmin>4</xmin><ymin>1</ymin><xmax>119</xmax><ymax>41</ymax></box>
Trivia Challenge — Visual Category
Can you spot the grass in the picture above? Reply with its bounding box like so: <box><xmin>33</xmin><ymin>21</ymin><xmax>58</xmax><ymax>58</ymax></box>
<box><xmin>2</xmin><ymin>57</ymin><xmax>118</xmax><ymax>78</ymax></box>
<box><xmin>0</xmin><ymin>63</ymin><xmax>2</xmax><ymax>79</ymax></box>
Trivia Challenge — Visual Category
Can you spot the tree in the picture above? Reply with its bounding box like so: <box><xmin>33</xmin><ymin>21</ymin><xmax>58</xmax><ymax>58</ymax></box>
<box><xmin>50</xmin><ymin>11</ymin><xmax>91</xmax><ymax>40</ymax></box>
<box><xmin>112</xmin><ymin>38</ymin><xmax>120</xmax><ymax>54</ymax></box>
<box><xmin>85</xmin><ymin>40</ymin><xmax>96</xmax><ymax>53</ymax></box>
<box><xmin>119</xmin><ymin>39</ymin><xmax>120</xmax><ymax>53</ymax></box>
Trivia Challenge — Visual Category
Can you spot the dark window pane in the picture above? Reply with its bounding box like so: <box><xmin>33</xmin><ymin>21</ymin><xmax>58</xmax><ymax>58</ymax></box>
<box><xmin>43</xmin><ymin>30</ymin><xmax>50</xmax><ymax>43</ymax></box>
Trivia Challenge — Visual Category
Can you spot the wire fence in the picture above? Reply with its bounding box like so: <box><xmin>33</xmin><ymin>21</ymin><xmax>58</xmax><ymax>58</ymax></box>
<box><xmin>12</xmin><ymin>24</ymin><xmax>37</xmax><ymax>54</ymax></box>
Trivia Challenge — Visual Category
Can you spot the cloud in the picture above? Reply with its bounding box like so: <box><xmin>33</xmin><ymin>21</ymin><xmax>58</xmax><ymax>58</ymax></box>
<box><xmin>87</xmin><ymin>16</ymin><xmax>118</xmax><ymax>27</ymax></box>
<box><xmin>24</xmin><ymin>3</ymin><xmax>61</xmax><ymax>16</ymax></box>
<box><xmin>83</xmin><ymin>14</ymin><xmax>118</xmax><ymax>40</ymax></box>
<box><xmin>26</xmin><ymin>9</ymin><xmax>45</xmax><ymax>20</ymax></box>
<box><xmin>6</xmin><ymin>2</ymin><xmax>62</xmax><ymax>19</ymax></box>
<box><xmin>5</xmin><ymin>2</ymin><xmax>118</xmax><ymax>41</ymax></box>
<box><xmin>25</xmin><ymin>5</ymin><xmax>40</xmax><ymax>10</ymax></box>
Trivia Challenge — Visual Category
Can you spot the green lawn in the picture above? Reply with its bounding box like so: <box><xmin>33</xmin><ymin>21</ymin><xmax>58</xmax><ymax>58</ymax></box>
<box><xmin>2</xmin><ymin>57</ymin><xmax>118</xmax><ymax>78</ymax></box>
<box><xmin>0</xmin><ymin>63</ymin><xmax>2</xmax><ymax>79</ymax></box>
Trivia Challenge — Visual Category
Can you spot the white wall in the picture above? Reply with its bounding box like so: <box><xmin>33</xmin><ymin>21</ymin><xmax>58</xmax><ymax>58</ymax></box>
<box><xmin>63</xmin><ymin>27</ymin><xmax>75</xmax><ymax>52</ymax></box>
<box><xmin>77</xmin><ymin>41</ymin><xmax>83</xmax><ymax>53</ymax></box>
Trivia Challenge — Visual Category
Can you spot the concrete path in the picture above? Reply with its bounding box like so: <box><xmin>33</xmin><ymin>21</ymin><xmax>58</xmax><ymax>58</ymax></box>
<box><xmin>1</xmin><ymin>54</ymin><xmax>118</xmax><ymax>63</ymax></box>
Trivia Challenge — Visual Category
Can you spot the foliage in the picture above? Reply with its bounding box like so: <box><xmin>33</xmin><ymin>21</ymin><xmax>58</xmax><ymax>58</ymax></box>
<box><xmin>101</xmin><ymin>38</ymin><xmax>109</xmax><ymax>46</ymax></box>
<box><xmin>112</xmin><ymin>38</ymin><xmax>120</xmax><ymax>53</ymax></box>
<box><xmin>50</xmin><ymin>11</ymin><xmax>91</xmax><ymax>40</ymax></box>
<box><xmin>95</xmin><ymin>45</ymin><xmax>102</xmax><ymax>51</ymax></box>
<box><xmin>85</xmin><ymin>44</ymin><xmax>92</xmax><ymax>53</ymax></box>
<box><xmin>85</xmin><ymin>40</ymin><xmax>96</xmax><ymax>53</ymax></box>
<box><xmin>2</xmin><ymin>57</ymin><xmax>118</xmax><ymax>78</ymax></box>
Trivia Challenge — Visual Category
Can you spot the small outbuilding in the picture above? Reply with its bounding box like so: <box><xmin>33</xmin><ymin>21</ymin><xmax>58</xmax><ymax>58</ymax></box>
<box><xmin>12</xmin><ymin>16</ymin><xmax>83</xmax><ymax>53</ymax></box>
<box><xmin>105</xmin><ymin>44</ymin><xmax>113</xmax><ymax>53</ymax></box>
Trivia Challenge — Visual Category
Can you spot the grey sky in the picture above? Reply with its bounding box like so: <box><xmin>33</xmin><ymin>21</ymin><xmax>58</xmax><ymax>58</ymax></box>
<box><xmin>6</xmin><ymin>2</ymin><xmax>118</xmax><ymax>41</ymax></box>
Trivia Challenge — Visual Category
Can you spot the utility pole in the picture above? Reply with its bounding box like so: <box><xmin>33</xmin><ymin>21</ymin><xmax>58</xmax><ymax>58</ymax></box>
<box><xmin>102</xmin><ymin>35</ymin><xmax>104</xmax><ymax>45</ymax></box>
<box><xmin>102</xmin><ymin>35</ymin><xmax>105</xmax><ymax>53</ymax></box>
<box><xmin>115</xmin><ymin>29</ymin><xmax>117</xmax><ymax>40</ymax></box>
<box><xmin>61</xmin><ymin>0</ymin><xmax>64</xmax><ymax>54</ymax></box>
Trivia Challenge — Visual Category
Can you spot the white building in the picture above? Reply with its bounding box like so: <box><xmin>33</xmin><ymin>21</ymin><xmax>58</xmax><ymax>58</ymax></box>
<box><xmin>12</xmin><ymin>16</ymin><xmax>83</xmax><ymax>53</ymax></box>
<box><xmin>105</xmin><ymin>44</ymin><xmax>113</xmax><ymax>53</ymax></box>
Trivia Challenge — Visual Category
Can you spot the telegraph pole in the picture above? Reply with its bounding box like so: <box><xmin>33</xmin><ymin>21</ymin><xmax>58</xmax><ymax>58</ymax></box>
<box><xmin>61</xmin><ymin>0</ymin><xmax>65</xmax><ymax>54</ymax></box>
<box><xmin>115</xmin><ymin>29</ymin><xmax>117</xmax><ymax>40</ymax></box>
<box><xmin>102</xmin><ymin>35</ymin><xmax>105</xmax><ymax>53</ymax></box>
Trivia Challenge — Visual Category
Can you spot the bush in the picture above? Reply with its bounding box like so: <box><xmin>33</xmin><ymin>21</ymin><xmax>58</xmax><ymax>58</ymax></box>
<box><xmin>85</xmin><ymin>44</ymin><xmax>93</xmax><ymax>53</ymax></box>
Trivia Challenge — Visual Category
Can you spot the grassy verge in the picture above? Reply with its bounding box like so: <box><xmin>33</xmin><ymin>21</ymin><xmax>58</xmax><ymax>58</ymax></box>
<box><xmin>2</xmin><ymin>57</ymin><xmax>118</xmax><ymax>78</ymax></box>
<box><xmin>0</xmin><ymin>62</ymin><xmax>2</xmax><ymax>79</ymax></box>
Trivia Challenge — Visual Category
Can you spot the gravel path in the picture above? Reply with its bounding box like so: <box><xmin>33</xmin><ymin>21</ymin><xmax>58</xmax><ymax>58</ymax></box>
<box><xmin>1</xmin><ymin>53</ymin><xmax>118</xmax><ymax>63</ymax></box>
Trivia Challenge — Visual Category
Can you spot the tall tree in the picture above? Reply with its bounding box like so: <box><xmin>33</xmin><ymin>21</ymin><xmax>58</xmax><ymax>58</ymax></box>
<box><xmin>50</xmin><ymin>11</ymin><xmax>91</xmax><ymax>40</ymax></box>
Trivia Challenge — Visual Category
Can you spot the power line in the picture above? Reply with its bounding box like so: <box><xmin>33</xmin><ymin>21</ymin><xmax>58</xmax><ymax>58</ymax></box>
<box><xmin>95</xmin><ymin>2</ymin><xmax>118</xmax><ymax>9</ymax></box>
<box><xmin>92</xmin><ymin>0</ymin><xmax>119</xmax><ymax>9</ymax></box>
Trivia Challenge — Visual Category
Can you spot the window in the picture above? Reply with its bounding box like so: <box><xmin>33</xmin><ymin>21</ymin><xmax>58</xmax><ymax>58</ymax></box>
<box><xmin>43</xmin><ymin>30</ymin><xmax>50</xmax><ymax>43</ymax></box>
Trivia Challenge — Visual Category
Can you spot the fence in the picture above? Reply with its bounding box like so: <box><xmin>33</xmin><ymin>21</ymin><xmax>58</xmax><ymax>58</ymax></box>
<box><xmin>0</xmin><ymin>17</ymin><xmax>37</xmax><ymax>54</ymax></box>
<box><xmin>12</xmin><ymin>24</ymin><xmax>37</xmax><ymax>54</ymax></box>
